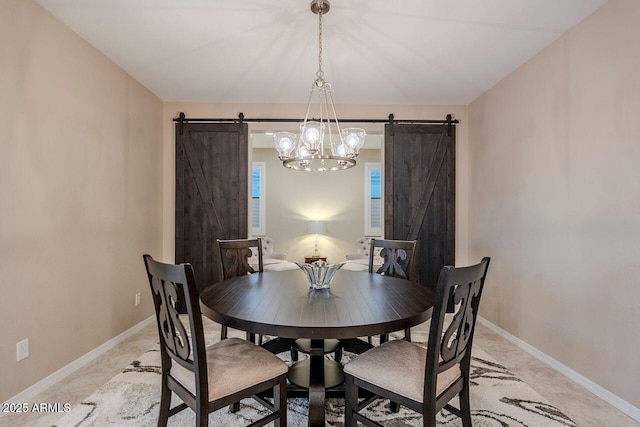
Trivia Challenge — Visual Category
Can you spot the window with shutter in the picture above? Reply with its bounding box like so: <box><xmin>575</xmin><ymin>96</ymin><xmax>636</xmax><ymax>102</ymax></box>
<box><xmin>251</xmin><ymin>162</ymin><xmax>266</xmax><ymax>236</ymax></box>
<box><xmin>365</xmin><ymin>163</ymin><xmax>382</xmax><ymax>236</ymax></box>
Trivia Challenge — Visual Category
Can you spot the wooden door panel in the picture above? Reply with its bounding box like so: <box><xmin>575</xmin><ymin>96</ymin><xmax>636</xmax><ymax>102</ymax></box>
<box><xmin>176</xmin><ymin>123</ymin><xmax>248</xmax><ymax>295</ymax></box>
<box><xmin>385</xmin><ymin>124</ymin><xmax>455</xmax><ymax>292</ymax></box>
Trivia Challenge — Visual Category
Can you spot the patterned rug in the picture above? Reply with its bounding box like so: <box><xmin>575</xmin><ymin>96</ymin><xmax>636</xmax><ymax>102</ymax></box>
<box><xmin>52</xmin><ymin>321</ymin><xmax>578</xmax><ymax>427</ymax></box>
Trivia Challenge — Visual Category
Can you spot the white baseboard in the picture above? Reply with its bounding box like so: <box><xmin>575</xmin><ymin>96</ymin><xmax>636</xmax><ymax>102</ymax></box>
<box><xmin>477</xmin><ymin>316</ymin><xmax>640</xmax><ymax>422</ymax></box>
<box><xmin>2</xmin><ymin>315</ymin><xmax>155</xmax><ymax>407</ymax></box>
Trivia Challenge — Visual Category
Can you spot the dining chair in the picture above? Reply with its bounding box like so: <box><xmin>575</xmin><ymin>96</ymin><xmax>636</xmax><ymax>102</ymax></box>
<box><xmin>343</xmin><ymin>257</ymin><xmax>491</xmax><ymax>427</ymax></box>
<box><xmin>217</xmin><ymin>238</ymin><xmax>263</xmax><ymax>281</ymax></box>
<box><xmin>369</xmin><ymin>238</ymin><xmax>417</xmax><ymax>343</ymax></box>
<box><xmin>142</xmin><ymin>254</ymin><xmax>288</xmax><ymax>427</ymax></box>
<box><xmin>216</xmin><ymin>238</ymin><xmax>263</xmax><ymax>343</ymax></box>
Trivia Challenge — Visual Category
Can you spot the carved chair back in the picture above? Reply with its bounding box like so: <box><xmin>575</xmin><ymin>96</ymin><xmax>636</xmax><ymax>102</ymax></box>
<box><xmin>216</xmin><ymin>238</ymin><xmax>263</xmax><ymax>281</ymax></box>
<box><xmin>369</xmin><ymin>238</ymin><xmax>417</xmax><ymax>280</ymax></box>
<box><xmin>424</xmin><ymin>257</ymin><xmax>491</xmax><ymax>401</ymax></box>
<box><xmin>142</xmin><ymin>255</ymin><xmax>209</xmax><ymax>398</ymax></box>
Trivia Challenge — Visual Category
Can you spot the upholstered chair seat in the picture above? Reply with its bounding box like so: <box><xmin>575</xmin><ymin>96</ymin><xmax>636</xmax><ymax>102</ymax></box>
<box><xmin>171</xmin><ymin>337</ymin><xmax>288</xmax><ymax>401</ymax></box>
<box><xmin>343</xmin><ymin>257</ymin><xmax>491</xmax><ymax>427</ymax></box>
<box><xmin>343</xmin><ymin>339</ymin><xmax>461</xmax><ymax>403</ymax></box>
<box><xmin>142</xmin><ymin>254</ymin><xmax>288</xmax><ymax>426</ymax></box>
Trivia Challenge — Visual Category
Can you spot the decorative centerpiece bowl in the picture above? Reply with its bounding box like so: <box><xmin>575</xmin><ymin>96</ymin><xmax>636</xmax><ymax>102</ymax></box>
<box><xmin>295</xmin><ymin>260</ymin><xmax>345</xmax><ymax>289</ymax></box>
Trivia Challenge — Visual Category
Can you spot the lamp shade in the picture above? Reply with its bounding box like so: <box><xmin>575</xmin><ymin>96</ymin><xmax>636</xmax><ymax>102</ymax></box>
<box><xmin>307</xmin><ymin>220</ymin><xmax>326</xmax><ymax>235</ymax></box>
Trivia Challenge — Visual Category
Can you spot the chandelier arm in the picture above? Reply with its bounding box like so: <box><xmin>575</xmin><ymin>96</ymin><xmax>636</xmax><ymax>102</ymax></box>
<box><xmin>302</xmin><ymin>85</ymin><xmax>315</xmax><ymax>125</ymax></box>
<box><xmin>319</xmin><ymin>86</ymin><xmax>324</xmax><ymax>128</ymax></box>
<box><xmin>321</xmin><ymin>88</ymin><xmax>332</xmax><ymax>149</ymax></box>
<box><xmin>327</xmin><ymin>88</ymin><xmax>345</xmax><ymax>144</ymax></box>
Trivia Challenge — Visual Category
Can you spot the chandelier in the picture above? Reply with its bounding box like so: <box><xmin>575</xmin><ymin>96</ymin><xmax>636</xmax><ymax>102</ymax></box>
<box><xmin>273</xmin><ymin>0</ymin><xmax>366</xmax><ymax>171</ymax></box>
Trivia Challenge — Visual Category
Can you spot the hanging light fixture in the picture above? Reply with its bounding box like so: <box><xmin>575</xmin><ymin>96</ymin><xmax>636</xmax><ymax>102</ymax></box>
<box><xmin>273</xmin><ymin>0</ymin><xmax>366</xmax><ymax>171</ymax></box>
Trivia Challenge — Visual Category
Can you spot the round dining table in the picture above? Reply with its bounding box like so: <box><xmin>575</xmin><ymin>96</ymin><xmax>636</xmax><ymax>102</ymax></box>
<box><xmin>199</xmin><ymin>268</ymin><xmax>435</xmax><ymax>427</ymax></box>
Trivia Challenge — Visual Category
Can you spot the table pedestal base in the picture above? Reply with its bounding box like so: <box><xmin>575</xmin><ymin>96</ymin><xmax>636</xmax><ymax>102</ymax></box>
<box><xmin>287</xmin><ymin>358</ymin><xmax>344</xmax><ymax>389</ymax></box>
<box><xmin>261</xmin><ymin>337</ymin><xmax>373</xmax><ymax>426</ymax></box>
<box><xmin>289</xmin><ymin>339</ymin><xmax>343</xmax><ymax>427</ymax></box>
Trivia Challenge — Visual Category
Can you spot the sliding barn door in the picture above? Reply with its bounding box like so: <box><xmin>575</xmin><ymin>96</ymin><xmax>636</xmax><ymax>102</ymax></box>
<box><xmin>175</xmin><ymin>122</ymin><xmax>248</xmax><ymax>294</ymax></box>
<box><xmin>384</xmin><ymin>124</ymin><xmax>455</xmax><ymax>292</ymax></box>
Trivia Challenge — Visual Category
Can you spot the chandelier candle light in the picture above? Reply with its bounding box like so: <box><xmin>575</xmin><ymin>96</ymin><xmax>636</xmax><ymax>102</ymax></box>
<box><xmin>273</xmin><ymin>0</ymin><xmax>366</xmax><ymax>171</ymax></box>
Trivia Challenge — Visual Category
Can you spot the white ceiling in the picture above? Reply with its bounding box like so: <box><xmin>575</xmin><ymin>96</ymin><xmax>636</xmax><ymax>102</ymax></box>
<box><xmin>36</xmin><ymin>0</ymin><xmax>607</xmax><ymax>105</ymax></box>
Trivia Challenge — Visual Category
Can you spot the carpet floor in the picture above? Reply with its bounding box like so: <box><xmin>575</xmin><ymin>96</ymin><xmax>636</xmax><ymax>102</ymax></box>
<box><xmin>52</xmin><ymin>321</ymin><xmax>578</xmax><ymax>427</ymax></box>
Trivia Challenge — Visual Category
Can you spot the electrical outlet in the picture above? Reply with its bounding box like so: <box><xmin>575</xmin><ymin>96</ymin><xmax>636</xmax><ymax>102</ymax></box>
<box><xmin>135</xmin><ymin>293</ymin><xmax>141</xmax><ymax>306</ymax></box>
<box><xmin>17</xmin><ymin>339</ymin><xmax>29</xmax><ymax>362</ymax></box>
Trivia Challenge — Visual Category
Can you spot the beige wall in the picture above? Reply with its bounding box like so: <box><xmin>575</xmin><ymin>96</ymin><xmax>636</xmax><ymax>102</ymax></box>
<box><xmin>0</xmin><ymin>0</ymin><xmax>163</xmax><ymax>402</ymax></box>
<box><xmin>468</xmin><ymin>0</ymin><xmax>640</xmax><ymax>408</ymax></box>
<box><xmin>7</xmin><ymin>0</ymin><xmax>638</xmax><ymax>412</ymax></box>
<box><xmin>252</xmin><ymin>147</ymin><xmax>382</xmax><ymax>263</ymax></box>
<box><xmin>163</xmin><ymin>103</ymin><xmax>469</xmax><ymax>266</ymax></box>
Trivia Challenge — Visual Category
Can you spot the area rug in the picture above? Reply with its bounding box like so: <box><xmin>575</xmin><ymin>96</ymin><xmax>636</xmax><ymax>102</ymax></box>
<box><xmin>52</xmin><ymin>321</ymin><xmax>578</xmax><ymax>427</ymax></box>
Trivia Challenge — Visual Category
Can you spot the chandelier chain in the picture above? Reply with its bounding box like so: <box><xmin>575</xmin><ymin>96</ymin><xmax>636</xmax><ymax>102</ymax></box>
<box><xmin>317</xmin><ymin>0</ymin><xmax>323</xmax><ymax>79</ymax></box>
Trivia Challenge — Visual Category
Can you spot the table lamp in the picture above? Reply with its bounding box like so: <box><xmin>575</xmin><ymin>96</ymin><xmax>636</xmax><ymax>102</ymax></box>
<box><xmin>307</xmin><ymin>220</ymin><xmax>326</xmax><ymax>257</ymax></box>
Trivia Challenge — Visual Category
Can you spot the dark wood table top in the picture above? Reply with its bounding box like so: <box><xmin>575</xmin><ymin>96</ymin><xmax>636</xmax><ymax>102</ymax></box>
<box><xmin>199</xmin><ymin>269</ymin><xmax>435</xmax><ymax>339</ymax></box>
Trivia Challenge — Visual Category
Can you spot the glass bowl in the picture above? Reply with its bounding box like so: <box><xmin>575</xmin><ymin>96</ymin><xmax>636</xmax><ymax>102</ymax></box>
<box><xmin>295</xmin><ymin>261</ymin><xmax>345</xmax><ymax>289</ymax></box>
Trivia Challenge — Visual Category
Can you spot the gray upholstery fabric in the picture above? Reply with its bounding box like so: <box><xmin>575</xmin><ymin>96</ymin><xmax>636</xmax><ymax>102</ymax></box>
<box><xmin>343</xmin><ymin>339</ymin><xmax>461</xmax><ymax>403</ymax></box>
<box><xmin>170</xmin><ymin>337</ymin><xmax>288</xmax><ymax>401</ymax></box>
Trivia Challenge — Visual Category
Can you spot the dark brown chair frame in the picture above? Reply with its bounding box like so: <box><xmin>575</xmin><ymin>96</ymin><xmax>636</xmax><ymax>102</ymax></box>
<box><xmin>216</xmin><ymin>238</ymin><xmax>263</xmax><ymax>281</ymax></box>
<box><xmin>143</xmin><ymin>254</ymin><xmax>287</xmax><ymax>427</ymax></box>
<box><xmin>369</xmin><ymin>238</ymin><xmax>417</xmax><ymax>343</ymax></box>
<box><xmin>216</xmin><ymin>238</ymin><xmax>263</xmax><ymax>343</ymax></box>
<box><xmin>345</xmin><ymin>257</ymin><xmax>491</xmax><ymax>427</ymax></box>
